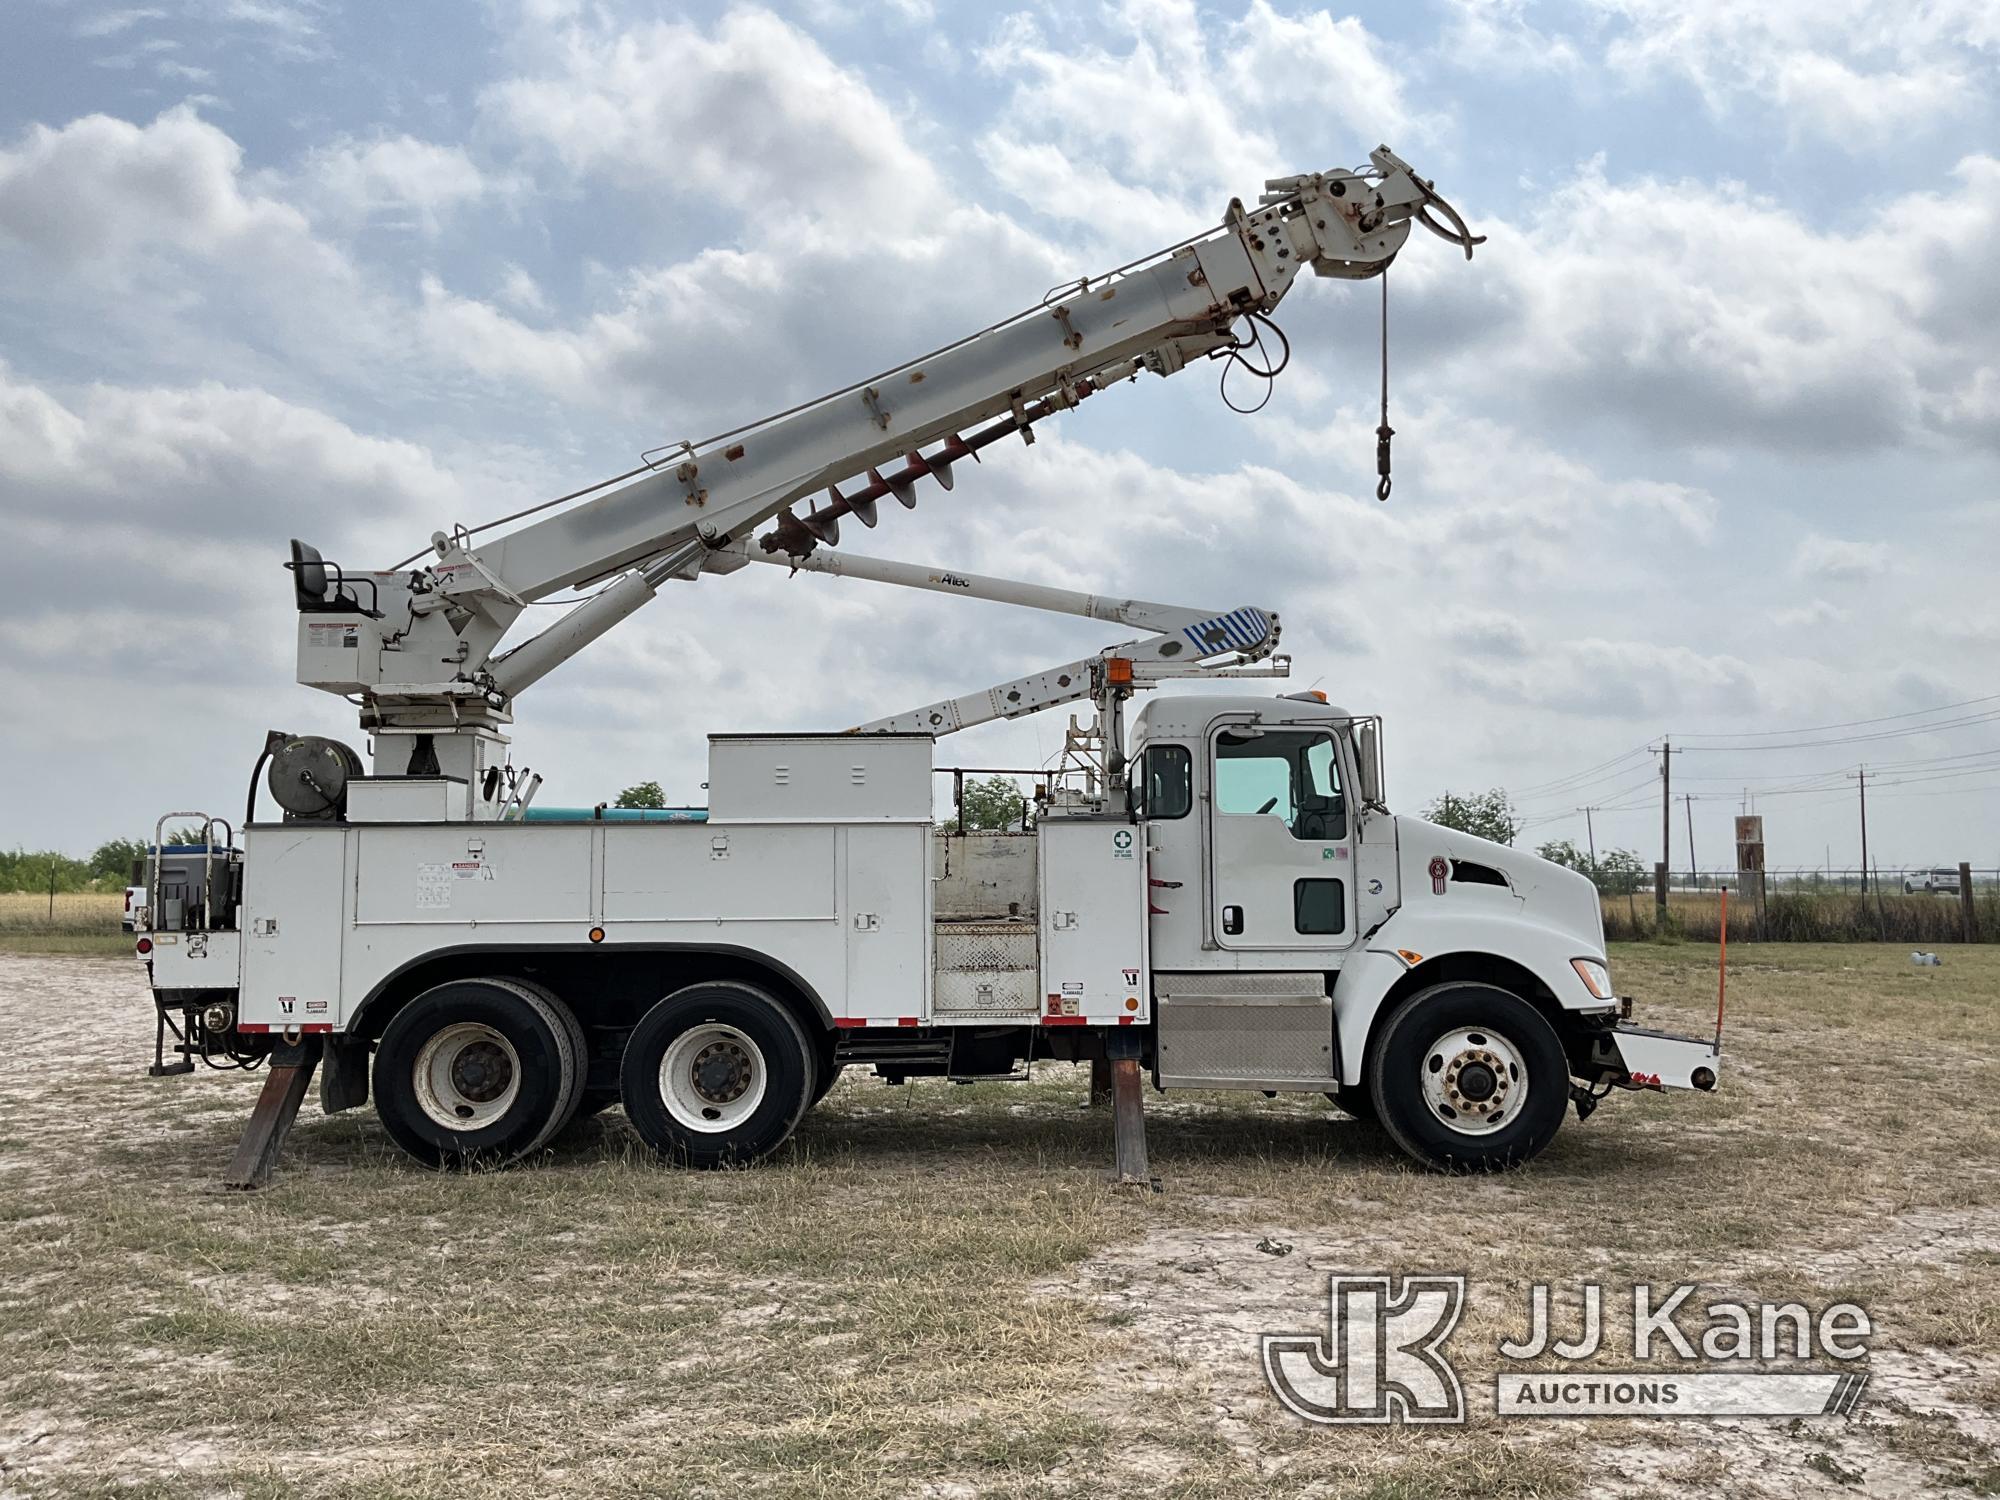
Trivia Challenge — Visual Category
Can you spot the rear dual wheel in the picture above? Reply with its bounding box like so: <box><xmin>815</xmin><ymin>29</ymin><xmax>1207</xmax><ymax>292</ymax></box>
<box><xmin>620</xmin><ymin>981</ymin><xmax>817</xmax><ymax>1169</ymax></box>
<box><xmin>374</xmin><ymin>977</ymin><xmax>585</xmax><ymax>1168</ymax></box>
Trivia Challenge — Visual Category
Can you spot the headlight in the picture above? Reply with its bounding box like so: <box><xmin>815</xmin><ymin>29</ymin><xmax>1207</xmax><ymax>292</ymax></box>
<box><xmin>1571</xmin><ymin>957</ymin><xmax>1613</xmax><ymax>999</ymax></box>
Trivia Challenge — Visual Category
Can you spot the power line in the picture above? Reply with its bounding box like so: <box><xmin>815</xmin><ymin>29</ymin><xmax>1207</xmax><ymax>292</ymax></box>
<box><xmin>1512</xmin><ymin>744</ymin><xmax>1653</xmax><ymax>798</ymax></box>
<box><xmin>1674</xmin><ymin>708</ymin><xmax>2000</xmax><ymax>753</ymax></box>
<box><xmin>1672</xmin><ymin>746</ymin><xmax>2000</xmax><ymax>785</ymax></box>
<box><xmin>1516</xmin><ymin>765</ymin><xmax>1660</xmax><ymax>812</ymax></box>
<box><xmin>1671</xmin><ymin>691</ymin><xmax>2000</xmax><ymax>742</ymax></box>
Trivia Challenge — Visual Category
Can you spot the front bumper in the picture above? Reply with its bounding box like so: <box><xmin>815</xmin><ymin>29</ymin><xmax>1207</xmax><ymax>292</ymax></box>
<box><xmin>1588</xmin><ymin>1023</ymin><xmax>1720</xmax><ymax>1092</ymax></box>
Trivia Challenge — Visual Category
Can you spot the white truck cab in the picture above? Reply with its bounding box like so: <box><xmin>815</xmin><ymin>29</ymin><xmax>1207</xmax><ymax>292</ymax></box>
<box><xmin>1125</xmin><ymin>692</ymin><xmax>1713</xmax><ymax>1167</ymax></box>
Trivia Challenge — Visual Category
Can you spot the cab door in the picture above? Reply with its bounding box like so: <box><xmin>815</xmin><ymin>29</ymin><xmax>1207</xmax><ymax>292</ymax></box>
<box><xmin>1206</xmin><ymin>723</ymin><xmax>1355</xmax><ymax>952</ymax></box>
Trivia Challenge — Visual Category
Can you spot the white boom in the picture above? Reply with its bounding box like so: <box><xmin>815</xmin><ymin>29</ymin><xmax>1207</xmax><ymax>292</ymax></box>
<box><xmin>735</xmin><ymin>545</ymin><xmax>1286</xmax><ymax>737</ymax></box>
<box><xmin>286</xmin><ymin>146</ymin><xmax>1481</xmax><ymax>785</ymax></box>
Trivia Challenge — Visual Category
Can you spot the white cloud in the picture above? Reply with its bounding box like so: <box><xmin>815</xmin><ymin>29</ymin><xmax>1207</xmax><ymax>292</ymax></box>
<box><xmin>1386</xmin><ymin>153</ymin><xmax>2000</xmax><ymax>458</ymax></box>
<box><xmin>303</xmin><ymin>135</ymin><xmax>493</xmax><ymax>232</ymax></box>
<box><xmin>0</xmin><ymin>105</ymin><xmax>322</xmax><ymax>267</ymax></box>
<box><xmin>1792</xmin><ymin>533</ymin><xmax>1891</xmax><ymax>583</ymax></box>
<box><xmin>498</xmin><ymin>263</ymin><xmax>548</xmax><ymax>314</ymax></box>
<box><xmin>1437</xmin><ymin>0</ymin><xmax>1581</xmax><ymax>75</ymax></box>
<box><xmin>975</xmin><ymin>0</ymin><xmax>1425</xmax><ymax>241</ymax></box>
<box><xmin>1772</xmin><ymin>599</ymin><xmax>1848</xmax><ymax>629</ymax></box>
<box><xmin>0</xmin><ymin>361</ymin><xmax>465</xmax><ymax>548</ymax></box>
<box><xmin>74</xmin><ymin>7</ymin><xmax>170</xmax><ymax>39</ymax></box>
<box><xmin>481</xmin><ymin>6</ymin><xmax>949</xmax><ymax>247</ymax></box>
<box><xmin>1587</xmin><ymin>0</ymin><xmax>1995</xmax><ymax>143</ymax></box>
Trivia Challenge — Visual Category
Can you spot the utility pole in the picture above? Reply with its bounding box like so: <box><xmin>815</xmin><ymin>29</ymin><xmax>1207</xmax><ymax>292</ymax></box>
<box><xmin>1654</xmin><ymin>739</ymin><xmax>1680</xmax><ymax>916</ymax></box>
<box><xmin>1582</xmin><ymin>806</ymin><xmax>1597</xmax><ymax>870</ymax></box>
<box><xmin>1685</xmin><ymin>793</ymin><xmax>1697</xmax><ymax>889</ymax></box>
<box><xmin>1660</xmin><ymin>737</ymin><xmax>1671</xmax><ymax>880</ymax></box>
<box><xmin>1853</xmin><ymin>765</ymin><xmax>1869</xmax><ymax>895</ymax></box>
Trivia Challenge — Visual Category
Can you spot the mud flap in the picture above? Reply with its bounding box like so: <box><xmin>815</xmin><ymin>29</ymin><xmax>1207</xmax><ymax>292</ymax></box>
<box><xmin>321</xmin><ymin>1035</ymin><xmax>370</xmax><ymax>1114</ymax></box>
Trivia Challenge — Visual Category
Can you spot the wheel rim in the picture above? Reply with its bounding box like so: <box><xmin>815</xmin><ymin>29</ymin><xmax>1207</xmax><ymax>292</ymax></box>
<box><xmin>658</xmin><ymin>1023</ymin><xmax>767</xmax><ymax>1133</ymax></box>
<box><xmin>1420</xmin><ymin>1026</ymin><xmax>1529</xmax><ymax>1136</ymax></box>
<box><xmin>413</xmin><ymin>1021</ymin><xmax>521</xmax><ymax>1131</ymax></box>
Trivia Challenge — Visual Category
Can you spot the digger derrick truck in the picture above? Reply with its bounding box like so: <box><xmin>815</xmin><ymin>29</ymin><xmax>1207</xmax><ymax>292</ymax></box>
<box><xmin>137</xmin><ymin>148</ymin><xmax>1719</xmax><ymax>1187</ymax></box>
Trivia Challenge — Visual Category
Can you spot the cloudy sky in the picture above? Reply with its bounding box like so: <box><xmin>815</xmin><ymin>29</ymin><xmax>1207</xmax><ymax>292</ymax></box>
<box><xmin>2</xmin><ymin>0</ymin><xmax>1996</xmax><ymax>872</ymax></box>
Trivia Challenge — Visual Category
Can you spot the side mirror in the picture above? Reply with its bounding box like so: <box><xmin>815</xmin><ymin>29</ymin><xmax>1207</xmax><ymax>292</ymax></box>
<box><xmin>1358</xmin><ymin>724</ymin><xmax>1384</xmax><ymax>809</ymax></box>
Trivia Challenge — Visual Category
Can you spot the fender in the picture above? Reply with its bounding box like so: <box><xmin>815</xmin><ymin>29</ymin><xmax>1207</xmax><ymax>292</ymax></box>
<box><xmin>345</xmin><ymin>940</ymin><xmax>836</xmax><ymax>1037</ymax></box>
<box><xmin>1331</xmin><ymin>907</ymin><xmax>1609</xmax><ymax>1085</ymax></box>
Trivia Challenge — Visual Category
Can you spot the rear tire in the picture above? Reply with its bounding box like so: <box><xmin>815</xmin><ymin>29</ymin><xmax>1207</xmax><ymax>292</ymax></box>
<box><xmin>809</xmin><ymin>1059</ymin><xmax>844</xmax><ymax>1107</ymax></box>
<box><xmin>374</xmin><ymin>977</ymin><xmax>583</xmax><ymax>1168</ymax></box>
<box><xmin>620</xmin><ymin>981</ymin><xmax>815</xmax><ymax>1168</ymax></box>
<box><xmin>1367</xmin><ymin>982</ymin><xmax>1568</xmax><ymax>1172</ymax></box>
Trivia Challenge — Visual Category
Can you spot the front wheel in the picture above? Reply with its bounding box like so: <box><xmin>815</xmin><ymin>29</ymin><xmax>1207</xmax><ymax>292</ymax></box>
<box><xmin>620</xmin><ymin>981</ymin><xmax>816</xmax><ymax>1168</ymax></box>
<box><xmin>1367</xmin><ymin>982</ymin><xmax>1569</xmax><ymax>1172</ymax></box>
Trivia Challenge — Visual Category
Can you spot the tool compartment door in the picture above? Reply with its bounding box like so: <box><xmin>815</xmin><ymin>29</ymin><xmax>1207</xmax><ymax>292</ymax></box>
<box><xmin>239</xmin><ymin>825</ymin><xmax>348</xmax><ymax>1029</ymax></box>
<box><xmin>1037</xmin><ymin>819</ymin><xmax>1148</xmax><ymax>1023</ymax></box>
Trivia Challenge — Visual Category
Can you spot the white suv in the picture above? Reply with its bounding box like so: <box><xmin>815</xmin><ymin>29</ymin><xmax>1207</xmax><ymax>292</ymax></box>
<box><xmin>1903</xmin><ymin>867</ymin><xmax>1961</xmax><ymax>895</ymax></box>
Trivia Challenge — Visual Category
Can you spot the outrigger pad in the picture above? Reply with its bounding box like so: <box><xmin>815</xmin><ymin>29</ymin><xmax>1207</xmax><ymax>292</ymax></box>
<box><xmin>1103</xmin><ymin>1030</ymin><xmax>1160</xmax><ymax>1192</ymax></box>
<box><xmin>222</xmin><ymin>1038</ymin><xmax>321</xmax><ymax>1191</ymax></box>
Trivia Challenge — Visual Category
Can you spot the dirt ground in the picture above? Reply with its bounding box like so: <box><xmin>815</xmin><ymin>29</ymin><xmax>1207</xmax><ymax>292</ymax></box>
<box><xmin>2</xmin><ymin>944</ymin><xmax>1996</xmax><ymax>1499</ymax></box>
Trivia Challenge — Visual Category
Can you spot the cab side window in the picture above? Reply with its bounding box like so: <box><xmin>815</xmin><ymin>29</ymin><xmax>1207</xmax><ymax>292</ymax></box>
<box><xmin>1213</xmin><ymin>729</ymin><xmax>1346</xmax><ymax>841</ymax></box>
<box><xmin>1139</xmin><ymin>744</ymin><xmax>1192</xmax><ymax>819</ymax></box>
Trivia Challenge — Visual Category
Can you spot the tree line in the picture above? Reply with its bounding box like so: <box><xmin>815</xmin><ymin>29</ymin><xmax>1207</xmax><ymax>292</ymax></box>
<box><xmin>1420</xmin><ymin>787</ymin><xmax>1646</xmax><ymax>893</ymax></box>
<box><xmin>1</xmin><ymin>829</ymin><xmax>214</xmax><ymax>894</ymax></box>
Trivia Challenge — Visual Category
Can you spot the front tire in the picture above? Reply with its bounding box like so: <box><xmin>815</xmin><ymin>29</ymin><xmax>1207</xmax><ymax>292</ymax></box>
<box><xmin>620</xmin><ymin>981</ymin><xmax>816</xmax><ymax>1168</ymax></box>
<box><xmin>373</xmin><ymin>977</ymin><xmax>584</xmax><ymax>1168</ymax></box>
<box><xmin>1367</xmin><ymin>982</ymin><xmax>1568</xmax><ymax>1172</ymax></box>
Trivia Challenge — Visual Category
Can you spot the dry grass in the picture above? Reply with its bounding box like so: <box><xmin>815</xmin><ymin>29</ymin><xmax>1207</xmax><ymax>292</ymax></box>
<box><xmin>1</xmin><ymin>944</ymin><xmax>1996</xmax><ymax>1498</ymax></box>
<box><xmin>1602</xmin><ymin>886</ymin><xmax>1992</xmax><ymax>944</ymax></box>
<box><xmin>0</xmin><ymin>891</ymin><xmax>129</xmax><ymax>956</ymax></box>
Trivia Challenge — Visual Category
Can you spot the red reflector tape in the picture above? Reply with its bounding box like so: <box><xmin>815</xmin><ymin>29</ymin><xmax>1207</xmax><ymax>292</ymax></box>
<box><xmin>832</xmin><ymin>1017</ymin><xmax>866</xmax><ymax>1029</ymax></box>
<box><xmin>237</xmin><ymin>1023</ymin><xmax>270</xmax><ymax>1033</ymax></box>
<box><xmin>1117</xmin><ymin>1015</ymin><xmax>1134</xmax><ymax>1024</ymax></box>
<box><xmin>1040</xmin><ymin>1016</ymin><xmax>1088</xmax><ymax>1026</ymax></box>
<box><xmin>897</xmin><ymin>1016</ymin><xmax>919</xmax><ymax>1027</ymax></box>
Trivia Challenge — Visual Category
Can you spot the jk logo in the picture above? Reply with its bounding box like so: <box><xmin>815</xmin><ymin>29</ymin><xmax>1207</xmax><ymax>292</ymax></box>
<box><xmin>1261</xmin><ymin>1275</ymin><xmax>1466</xmax><ymax>1425</ymax></box>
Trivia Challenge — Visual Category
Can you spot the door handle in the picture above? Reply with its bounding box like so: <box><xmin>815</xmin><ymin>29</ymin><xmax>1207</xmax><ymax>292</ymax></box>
<box><xmin>1221</xmin><ymin>904</ymin><xmax>1243</xmax><ymax>936</ymax></box>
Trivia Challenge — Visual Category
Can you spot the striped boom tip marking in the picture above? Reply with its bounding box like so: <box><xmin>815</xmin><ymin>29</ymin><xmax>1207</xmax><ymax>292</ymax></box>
<box><xmin>1184</xmin><ymin>608</ymin><xmax>1270</xmax><ymax>655</ymax></box>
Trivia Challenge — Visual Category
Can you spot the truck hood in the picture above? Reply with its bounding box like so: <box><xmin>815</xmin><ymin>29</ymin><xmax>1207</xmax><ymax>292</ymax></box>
<box><xmin>1394</xmin><ymin>818</ymin><xmax>1606</xmax><ymax>952</ymax></box>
